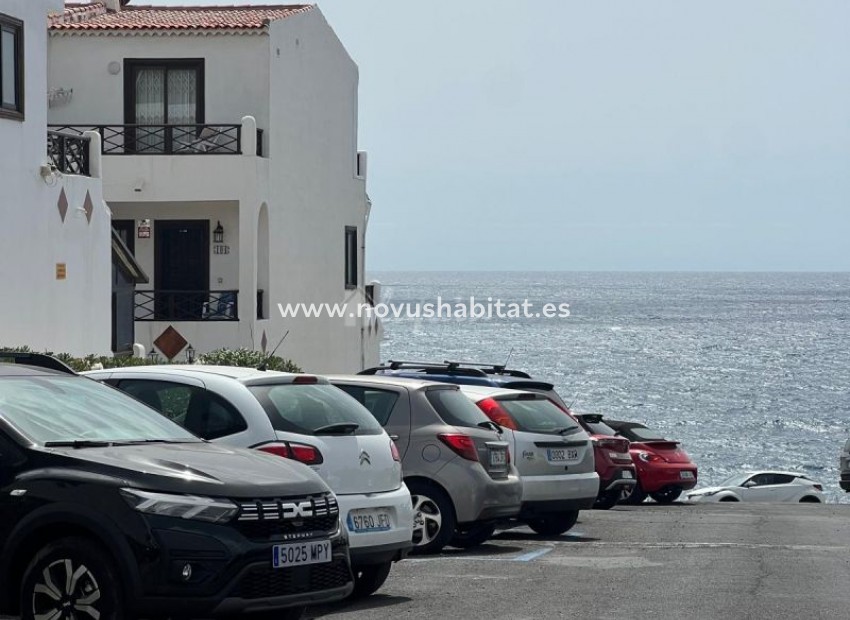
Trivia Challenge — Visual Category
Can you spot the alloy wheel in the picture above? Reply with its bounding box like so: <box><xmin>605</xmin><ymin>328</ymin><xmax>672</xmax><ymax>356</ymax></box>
<box><xmin>32</xmin><ymin>558</ymin><xmax>102</xmax><ymax>620</ymax></box>
<box><xmin>411</xmin><ymin>493</ymin><xmax>443</xmax><ymax>547</ymax></box>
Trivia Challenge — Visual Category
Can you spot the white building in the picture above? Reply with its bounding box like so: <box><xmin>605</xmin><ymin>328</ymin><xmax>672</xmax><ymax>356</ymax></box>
<box><xmin>47</xmin><ymin>1</ymin><xmax>380</xmax><ymax>372</ymax></box>
<box><xmin>0</xmin><ymin>0</ymin><xmax>113</xmax><ymax>356</ymax></box>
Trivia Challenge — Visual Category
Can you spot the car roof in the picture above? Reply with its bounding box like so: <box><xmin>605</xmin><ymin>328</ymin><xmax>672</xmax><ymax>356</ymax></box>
<box><xmin>84</xmin><ymin>365</ymin><xmax>309</xmax><ymax>384</ymax></box>
<box><xmin>326</xmin><ymin>374</ymin><xmax>460</xmax><ymax>391</ymax></box>
<box><xmin>742</xmin><ymin>470</ymin><xmax>810</xmax><ymax>478</ymax></box>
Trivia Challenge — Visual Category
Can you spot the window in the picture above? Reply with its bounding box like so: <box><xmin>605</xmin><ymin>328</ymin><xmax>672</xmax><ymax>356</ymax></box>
<box><xmin>424</xmin><ymin>388</ymin><xmax>491</xmax><ymax>429</ymax></box>
<box><xmin>496</xmin><ymin>397</ymin><xmax>580</xmax><ymax>434</ymax></box>
<box><xmin>336</xmin><ymin>385</ymin><xmax>399</xmax><ymax>425</ymax></box>
<box><xmin>124</xmin><ymin>59</ymin><xmax>204</xmax><ymax>152</ymax></box>
<box><xmin>345</xmin><ymin>226</ymin><xmax>358</xmax><ymax>289</ymax></box>
<box><xmin>116</xmin><ymin>379</ymin><xmax>247</xmax><ymax>440</ymax></box>
<box><xmin>0</xmin><ymin>13</ymin><xmax>23</xmax><ymax>120</ymax></box>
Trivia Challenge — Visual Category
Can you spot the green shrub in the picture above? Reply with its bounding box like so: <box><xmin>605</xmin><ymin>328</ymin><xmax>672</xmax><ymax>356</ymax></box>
<box><xmin>0</xmin><ymin>346</ymin><xmax>300</xmax><ymax>373</ymax></box>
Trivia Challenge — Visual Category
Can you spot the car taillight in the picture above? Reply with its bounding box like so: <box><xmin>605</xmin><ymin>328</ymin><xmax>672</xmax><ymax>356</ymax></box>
<box><xmin>438</xmin><ymin>434</ymin><xmax>479</xmax><ymax>462</ymax></box>
<box><xmin>506</xmin><ymin>446</ymin><xmax>511</xmax><ymax>465</ymax></box>
<box><xmin>638</xmin><ymin>451</ymin><xmax>666</xmax><ymax>463</ymax></box>
<box><xmin>292</xmin><ymin>375</ymin><xmax>319</xmax><ymax>384</ymax></box>
<box><xmin>476</xmin><ymin>398</ymin><xmax>518</xmax><ymax>430</ymax></box>
<box><xmin>390</xmin><ymin>440</ymin><xmax>401</xmax><ymax>462</ymax></box>
<box><xmin>257</xmin><ymin>442</ymin><xmax>324</xmax><ymax>465</ymax></box>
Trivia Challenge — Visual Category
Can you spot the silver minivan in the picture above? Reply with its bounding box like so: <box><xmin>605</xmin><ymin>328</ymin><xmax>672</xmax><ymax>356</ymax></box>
<box><xmin>329</xmin><ymin>376</ymin><xmax>523</xmax><ymax>554</ymax></box>
<box><xmin>459</xmin><ymin>385</ymin><xmax>599</xmax><ymax>535</ymax></box>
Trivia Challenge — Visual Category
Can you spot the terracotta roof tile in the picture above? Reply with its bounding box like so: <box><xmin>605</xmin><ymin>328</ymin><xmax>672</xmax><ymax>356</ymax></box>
<box><xmin>50</xmin><ymin>3</ymin><xmax>314</xmax><ymax>31</ymax></box>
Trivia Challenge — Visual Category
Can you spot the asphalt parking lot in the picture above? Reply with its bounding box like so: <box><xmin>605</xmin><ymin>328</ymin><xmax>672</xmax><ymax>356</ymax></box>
<box><xmin>311</xmin><ymin>503</ymin><xmax>850</xmax><ymax>620</ymax></box>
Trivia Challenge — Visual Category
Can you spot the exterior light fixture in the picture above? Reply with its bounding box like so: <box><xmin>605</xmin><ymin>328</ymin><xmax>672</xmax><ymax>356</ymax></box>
<box><xmin>186</xmin><ymin>345</ymin><xmax>196</xmax><ymax>364</ymax></box>
<box><xmin>147</xmin><ymin>350</ymin><xmax>159</xmax><ymax>364</ymax></box>
<box><xmin>213</xmin><ymin>221</ymin><xmax>224</xmax><ymax>243</ymax></box>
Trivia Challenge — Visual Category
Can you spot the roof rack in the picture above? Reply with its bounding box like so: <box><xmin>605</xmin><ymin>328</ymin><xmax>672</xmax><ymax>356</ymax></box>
<box><xmin>0</xmin><ymin>352</ymin><xmax>77</xmax><ymax>375</ymax></box>
<box><xmin>442</xmin><ymin>360</ymin><xmax>533</xmax><ymax>379</ymax></box>
<box><xmin>358</xmin><ymin>360</ymin><xmax>489</xmax><ymax>377</ymax></box>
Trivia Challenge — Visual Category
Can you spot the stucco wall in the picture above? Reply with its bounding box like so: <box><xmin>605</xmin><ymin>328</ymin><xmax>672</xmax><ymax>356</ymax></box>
<box><xmin>0</xmin><ymin>0</ymin><xmax>112</xmax><ymax>356</ymax></box>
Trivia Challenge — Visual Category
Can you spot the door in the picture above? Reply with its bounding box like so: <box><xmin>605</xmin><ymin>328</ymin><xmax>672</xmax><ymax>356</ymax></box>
<box><xmin>125</xmin><ymin>59</ymin><xmax>204</xmax><ymax>152</ymax></box>
<box><xmin>155</xmin><ymin>221</ymin><xmax>209</xmax><ymax>320</ymax></box>
<box><xmin>112</xmin><ymin>220</ymin><xmax>136</xmax><ymax>352</ymax></box>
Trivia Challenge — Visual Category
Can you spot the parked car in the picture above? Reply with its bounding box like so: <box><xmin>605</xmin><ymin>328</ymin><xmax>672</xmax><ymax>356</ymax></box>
<box><xmin>458</xmin><ymin>385</ymin><xmax>599</xmax><ymax>534</ymax></box>
<box><xmin>686</xmin><ymin>471</ymin><xmax>825</xmax><ymax>503</ymax></box>
<box><xmin>360</xmin><ymin>361</ymin><xmax>636</xmax><ymax>509</ymax></box>
<box><xmin>327</xmin><ymin>375</ymin><xmax>523</xmax><ymax>554</ymax></box>
<box><xmin>85</xmin><ymin>365</ymin><xmax>413</xmax><ymax>598</ymax></box>
<box><xmin>571</xmin><ymin>414</ymin><xmax>637</xmax><ymax>509</ymax></box>
<box><xmin>0</xmin><ymin>353</ymin><xmax>352</xmax><ymax>620</ymax></box>
<box><xmin>603</xmin><ymin>419</ymin><xmax>699</xmax><ymax>504</ymax></box>
<box><xmin>840</xmin><ymin>439</ymin><xmax>850</xmax><ymax>491</ymax></box>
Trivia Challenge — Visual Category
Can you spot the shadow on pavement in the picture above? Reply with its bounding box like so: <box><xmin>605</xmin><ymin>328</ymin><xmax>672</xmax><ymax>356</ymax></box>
<box><xmin>495</xmin><ymin>531</ymin><xmax>599</xmax><ymax>543</ymax></box>
<box><xmin>438</xmin><ymin>542</ymin><xmax>525</xmax><ymax>557</ymax></box>
<box><xmin>308</xmin><ymin>594</ymin><xmax>413</xmax><ymax>618</ymax></box>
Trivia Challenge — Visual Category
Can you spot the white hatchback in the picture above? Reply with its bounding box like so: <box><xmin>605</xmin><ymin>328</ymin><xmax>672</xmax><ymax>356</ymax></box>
<box><xmin>85</xmin><ymin>365</ymin><xmax>414</xmax><ymax>597</ymax></box>
<box><xmin>459</xmin><ymin>385</ymin><xmax>599</xmax><ymax>535</ymax></box>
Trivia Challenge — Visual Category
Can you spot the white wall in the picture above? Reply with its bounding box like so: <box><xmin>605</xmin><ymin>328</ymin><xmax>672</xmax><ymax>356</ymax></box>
<box><xmin>267</xmin><ymin>9</ymin><xmax>376</xmax><ymax>373</ymax></box>
<box><xmin>0</xmin><ymin>0</ymin><xmax>112</xmax><ymax>356</ymax></box>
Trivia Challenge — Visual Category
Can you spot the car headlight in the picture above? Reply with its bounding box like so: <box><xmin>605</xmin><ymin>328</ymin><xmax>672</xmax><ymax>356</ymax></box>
<box><xmin>121</xmin><ymin>489</ymin><xmax>238</xmax><ymax>523</ymax></box>
<box><xmin>689</xmin><ymin>489</ymin><xmax>719</xmax><ymax>498</ymax></box>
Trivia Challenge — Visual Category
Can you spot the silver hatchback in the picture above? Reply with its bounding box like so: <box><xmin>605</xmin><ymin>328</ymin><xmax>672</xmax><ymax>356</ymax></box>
<box><xmin>329</xmin><ymin>376</ymin><xmax>523</xmax><ymax>554</ymax></box>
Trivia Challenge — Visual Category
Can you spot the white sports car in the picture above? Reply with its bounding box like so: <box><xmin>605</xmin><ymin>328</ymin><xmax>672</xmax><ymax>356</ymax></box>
<box><xmin>686</xmin><ymin>471</ymin><xmax>825</xmax><ymax>503</ymax></box>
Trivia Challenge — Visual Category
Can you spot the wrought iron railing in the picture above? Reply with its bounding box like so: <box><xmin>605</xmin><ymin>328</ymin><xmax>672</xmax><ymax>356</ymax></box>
<box><xmin>135</xmin><ymin>290</ymin><xmax>239</xmax><ymax>321</ymax></box>
<box><xmin>47</xmin><ymin>131</ymin><xmax>91</xmax><ymax>176</ymax></box>
<box><xmin>47</xmin><ymin>124</ymin><xmax>264</xmax><ymax>157</ymax></box>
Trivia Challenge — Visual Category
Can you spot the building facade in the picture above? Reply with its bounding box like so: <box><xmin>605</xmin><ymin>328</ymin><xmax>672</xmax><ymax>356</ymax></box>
<box><xmin>0</xmin><ymin>0</ymin><xmax>112</xmax><ymax>356</ymax></box>
<box><xmin>47</xmin><ymin>2</ymin><xmax>380</xmax><ymax>372</ymax></box>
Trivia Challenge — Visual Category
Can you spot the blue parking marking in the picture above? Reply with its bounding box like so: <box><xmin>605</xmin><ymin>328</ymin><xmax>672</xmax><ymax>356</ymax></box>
<box><xmin>513</xmin><ymin>547</ymin><xmax>553</xmax><ymax>562</ymax></box>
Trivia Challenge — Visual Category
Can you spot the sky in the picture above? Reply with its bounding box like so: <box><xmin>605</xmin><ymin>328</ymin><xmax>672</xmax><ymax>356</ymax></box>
<box><xmin>145</xmin><ymin>1</ymin><xmax>850</xmax><ymax>271</ymax></box>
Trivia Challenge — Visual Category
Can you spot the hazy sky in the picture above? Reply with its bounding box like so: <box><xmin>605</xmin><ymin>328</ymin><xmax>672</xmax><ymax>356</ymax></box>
<box><xmin>146</xmin><ymin>1</ymin><xmax>849</xmax><ymax>271</ymax></box>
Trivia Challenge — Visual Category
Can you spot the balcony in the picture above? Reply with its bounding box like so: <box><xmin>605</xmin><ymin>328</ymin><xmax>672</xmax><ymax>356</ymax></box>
<box><xmin>135</xmin><ymin>290</ymin><xmax>239</xmax><ymax>322</ymax></box>
<box><xmin>47</xmin><ymin>130</ymin><xmax>91</xmax><ymax>176</ymax></box>
<box><xmin>47</xmin><ymin>122</ymin><xmax>264</xmax><ymax>157</ymax></box>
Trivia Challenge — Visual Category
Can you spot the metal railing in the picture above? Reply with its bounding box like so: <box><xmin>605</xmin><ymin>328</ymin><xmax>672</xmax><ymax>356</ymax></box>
<box><xmin>48</xmin><ymin>124</ymin><xmax>264</xmax><ymax>157</ymax></box>
<box><xmin>135</xmin><ymin>290</ymin><xmax>239</xmax><ymax>321</ymax></box>
<box><xmin>47</xmin><ymin>131</ymin><xmax>91</xmax><ymax>176</ymax></box>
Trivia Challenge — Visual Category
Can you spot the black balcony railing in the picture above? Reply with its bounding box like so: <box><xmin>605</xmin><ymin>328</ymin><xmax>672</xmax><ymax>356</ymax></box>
<box><xmin>47</xmin><ymin>131</ymin><xmax>91</xmax><ymax>176</ymax></box>
<box><xmin>135</xmin><ymin>290</ymin><xmax>239</xmax><ymax>321</ymax></box>
<box><xmin>47</xmin><ymin>124</ymin><xmax>265</xmax><ymax>157</ymax></box>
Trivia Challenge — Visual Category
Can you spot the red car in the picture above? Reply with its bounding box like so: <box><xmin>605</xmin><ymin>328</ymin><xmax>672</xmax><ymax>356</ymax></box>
<box><xmin>603</xmin><ymin>419</ymin><xmax>698</xmax><ymax>504</ymax></box>
<box><xmin>572</xmin><ymin>414</ymin><xmax>637</xmax><ymax>509</ymax></box>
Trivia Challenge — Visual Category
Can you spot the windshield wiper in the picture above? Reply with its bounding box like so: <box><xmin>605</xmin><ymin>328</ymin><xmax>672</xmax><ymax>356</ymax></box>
<box><xmin>478</xmin><ymin>420</ymin><xmax>503</xmax><ymax>433</ymax></box>
<box><xmin>44</xmin><ymin>440</ymin><xmax>116</xmax><ymax>448</ymax></box>
<box><xmin>124</xmin><ymin>439</ymin><xmax>198</xmax><ymax>445</ymax></box>
<box><xmin>555</xmin><ymin>427</ymin><xmax>581</xmax><ymax>436</ymax></box>
<box><xmin>314</xmin><ymin>423</ymin><xmax>359</xmax><ymax>435</ymax></box>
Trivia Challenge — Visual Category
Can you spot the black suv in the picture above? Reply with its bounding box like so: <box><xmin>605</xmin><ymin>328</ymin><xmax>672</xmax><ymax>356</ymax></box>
<box><xmin>0</xmin><ymin>354</ymin><xmax>353</xmax><ymax>619</ymax></box>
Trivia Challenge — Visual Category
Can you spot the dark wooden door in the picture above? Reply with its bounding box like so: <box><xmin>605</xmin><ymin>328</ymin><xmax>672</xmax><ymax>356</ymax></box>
<box><xmin>155</xmin><ymin>220</ymin><xmax>209</xmax><ymax>320</ymax></box>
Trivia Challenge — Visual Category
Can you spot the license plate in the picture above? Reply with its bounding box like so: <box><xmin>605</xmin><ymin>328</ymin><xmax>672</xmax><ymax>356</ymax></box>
<box><xmin>490</xmin><ymin>449</ymin><xmax>507</xmax><ymax>467</ymax></box>
<box><xmin>680</xmin><ymin>471</ymin><xmax>695</xmax><ymax>480</ymax></box>
<box><xmin>622</xmin><ymin>470</ymin><xmax>633</xmax><ymax>479</ymax></box>
<box><xmin>347</xmin><ymin>509</ymin><xmax>392</xmax><ymax>533</ymax></box>
<box><xmin>272</xmin><ymin>540</ymin><xmax>331</xmax><ymax>568</ymax></box>
<box><xmin>547</xmin><ymin>448</ymin><xmax>579</xmax><ymax>462</ymax></box>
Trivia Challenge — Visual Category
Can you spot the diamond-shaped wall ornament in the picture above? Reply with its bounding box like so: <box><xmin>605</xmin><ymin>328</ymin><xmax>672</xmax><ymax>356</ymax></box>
<box><xmin>57</xmin><ymin>188</ymin><xmax>68</xmax><ymax>222</ymax></box>
<box><xmin>153</xmin><ymin>326</ymin><xmax>188</xmax><ymax>361</ymax></box>
<box><xmin>83</xmin><ymin>191</ymin><xmax>93</xmax><ymax>224</ymax></box>
<box><xmin>261</xmin><ymin>330</ymin><xmax>268</xmax><ymax>353</ymax></box>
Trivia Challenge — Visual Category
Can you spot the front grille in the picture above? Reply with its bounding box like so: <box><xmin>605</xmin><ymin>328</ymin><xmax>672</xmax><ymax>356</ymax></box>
<box><xmin>232</xmin><ymin>560</ymin><xmax>352</xmax><ymax>599</ymax></box>
<box><xmin>235</xmin><ymin>494</ymin><xmax>339</xmax><ymax>541</ymax></box>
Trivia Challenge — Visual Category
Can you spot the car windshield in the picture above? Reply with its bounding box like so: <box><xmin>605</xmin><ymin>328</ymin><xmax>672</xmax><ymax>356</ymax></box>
<box><xmin>620</xmin><ymin>426</ymin><xmax>667</xmax><ymax>441</ymax></box>
<box><xmin>0</xmin><ymin>376</ymin><xmax>199</xmax><ymax>444</ymax></box>
<box><xmin>497</xmin><ymin>397</ymin><xmax>580</xmax><ymax>434</ymax></box>
<box><xmin>720</xmin><ymin>474</ymin><xmax>755</xmax><ymax>487</ymax></box>
<box><xmin>249</xmin><ymin>383</ymin><xmax>384</xmax><ymax>436</ymax></box>
<box><xmin>425</xmin><ymin>388</ymin><xmax>491</xmax><ymax>429</ymax></box>
<box><xmin>583</xmin><ymin>418</ymin><xmax>618</xmax><ymax>436</ymax></box>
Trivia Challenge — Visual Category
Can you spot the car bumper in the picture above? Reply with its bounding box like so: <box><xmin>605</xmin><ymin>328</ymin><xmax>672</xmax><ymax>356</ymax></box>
<box><xmin>434</xmin><ymin>461</ymin><xmax>523</xmax><ymax>524</ymax></box>
<box><xmin>840</xmin><ymin>470</ymin><xmax>850</xmax><ymax>492</ymax></box>
<box><xmin>519</xmin><ymin>471</ymin><xmax>600</xmax><ymax>505</ymax></box>
<box><xmin>600</xmin><ymin>467</ymin><xmax>637</xmax><ymax>492</ymax></box>
<box><xmin>637</xmin><ymin>464</ymin><xmax>698</xmax><ymax>493</ymax></box>
<box><xmin>337</xmin><ymin>484</ymin><xmax>414</xmax><ymax>558</ymax></box>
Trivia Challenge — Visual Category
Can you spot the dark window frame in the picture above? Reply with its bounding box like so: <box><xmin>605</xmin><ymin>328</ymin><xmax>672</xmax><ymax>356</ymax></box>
<box><xmin>345</xmin><ymin>226</ymin><xmax>358</xmax><ymax>290</ymax></box>
<box><xmin>123</xmin><ymin>58</ymin><xmax>205</xmax><ymax>125</ymax></box>
<box><xmin>0</xmin><ymin>12</ymin><xmax>24</xmax><ymax>121</ymax></box>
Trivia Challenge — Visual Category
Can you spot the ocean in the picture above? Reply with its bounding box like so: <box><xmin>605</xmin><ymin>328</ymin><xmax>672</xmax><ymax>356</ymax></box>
<box><xmin>369</xmin><ymin>271</ymin><xmax>850</xmax><ymax>502</ymax></box>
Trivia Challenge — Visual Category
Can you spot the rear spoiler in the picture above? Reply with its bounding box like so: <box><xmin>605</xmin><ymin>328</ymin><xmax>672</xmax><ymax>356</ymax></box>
<box><xmin>0</xmin><ymin>352</ymin><xmax>76</xmax><ymax>375</ymax></box>
<box><xmin>503</xmin><ymin>380</ymin><xmax>555</xmax><ymax>392</ymax></box>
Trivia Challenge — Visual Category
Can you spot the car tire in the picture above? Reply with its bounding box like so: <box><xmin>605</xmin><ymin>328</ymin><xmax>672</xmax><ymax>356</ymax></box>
<box><xmin>650</xmin><ymin>487</ymin><xmax>682</xmax><ymax>504</ymax></box>
<box><xmin>407</xmin><ymin>480</ymin><xmax>456</xmax><ymax>555</ymax></box>
<box><xmin>20</xmin><ymin>537</ymin><xmax>125</xmax><ymax>620</ymax></box>
<box><xmin>620</xmin><ymin>483</ymin><xmax>647</xmax><ymax>505</ymax></box>
<box><xmin>526</xmin><ymin>510</ymin><xmax>579</xmax><ymax>536</ymax></box>
<box><xmin>350</xmin><ymin>562</ymin><xmax>393</xmax><ymax>598</ymax></box>
<box><xmin>450</xmin><ymin>522</ymin><xmax>496</xmax><ymax>549</ymax></box>
<box><xmin>594</xmin><ymin>490</ymin><xmax>621</xmax><ymax>510</ymax></box>
<box><xmin>799</xmin><ymin>496</ymin><xmax>821</xmax><ymax>503</ymax></box>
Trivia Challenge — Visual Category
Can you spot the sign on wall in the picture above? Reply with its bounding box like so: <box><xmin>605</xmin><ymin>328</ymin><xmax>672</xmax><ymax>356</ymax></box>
<box><xmin>138</xmin><ymin>219</ymin><xmax>151</xmax><ymax>238</ymax></box>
